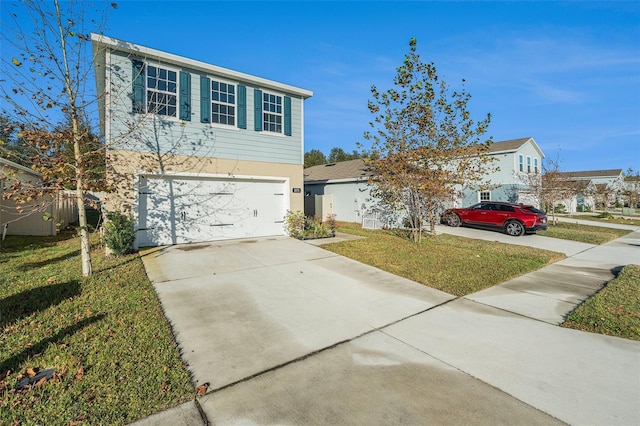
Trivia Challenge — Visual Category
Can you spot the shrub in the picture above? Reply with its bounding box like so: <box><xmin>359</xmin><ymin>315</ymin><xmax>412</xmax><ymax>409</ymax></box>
<box><xmin>284</xmin><ymin>210</ymin><xmax>306</xmax><ymax>239</ymax></box>
<box><xmin>103</xmin><ymin>211</ymin><xmax>136</xmax><ymax>255</ymax></box>
<box><xmin>597</xmin><ymin>211</ymin><xmax>614</xmax><ymax>219</ymax></box>
<box><xmin>553</xmin><ymin>203</ymin><xmax>567</xmax><ymax>214</ymax></box>
<box><xmin>284</xmin><ymin>210</ymin><xmax>333</xmax><ymax>239</ymax></box>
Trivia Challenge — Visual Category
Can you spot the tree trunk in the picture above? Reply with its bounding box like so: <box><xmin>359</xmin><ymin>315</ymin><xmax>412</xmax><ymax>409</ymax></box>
<box><xmin>55</xmin><ymin>0</ymin><xmax>92</xmax><ymax>276</ymax></box>
<box><xmin>72</xmin><ymin>113</ymin><xmax>92</xmax><ymax>277</ymax></box>
<box><xmin>429</xmin><ymin>211</ymin><xmax>437</xmax><ymax>236</ymax></box>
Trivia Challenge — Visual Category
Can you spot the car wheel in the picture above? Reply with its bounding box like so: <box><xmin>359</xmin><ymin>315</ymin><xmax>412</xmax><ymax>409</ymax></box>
<box><xmin>504</xmin><ymin>220</ymin><xmax>525</xmax><ymax>236</ymax></box>
<box><xmin>447</xmin><ymin>213</ymin><xmax>462</xmax><ymax>227</ymax></box>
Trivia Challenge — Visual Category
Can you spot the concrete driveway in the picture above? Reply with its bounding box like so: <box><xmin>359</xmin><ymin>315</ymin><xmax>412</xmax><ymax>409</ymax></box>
<box><xmin>138</xmin><ymin>232</ymin><xmax>640</xmax><ymax>425</ymax></box>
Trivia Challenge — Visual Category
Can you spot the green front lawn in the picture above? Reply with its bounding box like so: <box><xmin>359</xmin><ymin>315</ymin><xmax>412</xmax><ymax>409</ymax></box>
<box><xmin>0</xmin><ymin>233</ymin><xmax>193</xmax><ymax>425</ymax></box>
<box><xmin>557</xmin><ymin>214</ymin><xmax>640</xmax><ymax>226</ymax></box>
<box><xmin>537</xmin><ymin>222</ymin><xmax>631</xmax><ymax>244</ymax></box>
<box><xmin>329</xmin><ymin>223</ymin><xmax>564</xmax><ymax>297</ymax></box>
<box><xmin>562</xmin><ymin>265</ymin><xmax>640</xmax><ymax>341</ymax></box>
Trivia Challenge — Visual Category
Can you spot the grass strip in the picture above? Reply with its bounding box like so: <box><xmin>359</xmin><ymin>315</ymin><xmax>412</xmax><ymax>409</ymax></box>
<box><xmin>558</xmin><ymin>214</ymin><xmax>640</xmax><ymax>227</ymax></box>
<box><xmin>562</xmin><ymin>265</ymin><xmax>640</xmax><ymax>341</ymax></box>
<box><xmin>537</xmin><ymin>222</ymin><xmax>630</xmax><ymax>244</ymax></box>
<box><xmin>1</xmin><ymin>233</ymin><xmax>193</xmax><ymax>425</ymax></box>
<box><xmin>330</xmin><ymin>223</ymin><xmax>564</xmax><ymax>297</ymax></box>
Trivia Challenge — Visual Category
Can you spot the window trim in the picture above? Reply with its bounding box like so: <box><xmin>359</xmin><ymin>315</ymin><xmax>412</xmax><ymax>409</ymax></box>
<box><xmin>479</xmin><ymin>190</ymin><xmax>491</xmax><ymax>202</ymax></box>
<box><xmin>208</xmin><ymin>76</ymin><xmax>237</xmax><ymax>128</ymax></box>
<box><xmin>261</xmin><ymin>90</ymin><xmax>284</xmax><ymax>135</ymax></box>
<box><xmin>145</xmin><ymin>61</ymin><xmax>180</xmax><ymax>119</ymax></box>
<box><xmin>518</xmin><ymin>154</ymin><xmax>524</xmax><ymax>172</ymax></box>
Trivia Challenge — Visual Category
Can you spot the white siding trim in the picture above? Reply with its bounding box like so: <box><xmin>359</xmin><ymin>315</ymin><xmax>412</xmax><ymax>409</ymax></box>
<box><xmin>91</xmin><ymin>34</ymin><xmax>313</xmax><ymax>99</ymax></box>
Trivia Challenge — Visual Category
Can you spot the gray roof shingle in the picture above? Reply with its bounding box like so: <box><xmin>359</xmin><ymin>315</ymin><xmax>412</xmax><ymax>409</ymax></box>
<box><xmin>304</xmin><ymin>159</ymin><xmax>369</xmax><ymax>182</ymax></box>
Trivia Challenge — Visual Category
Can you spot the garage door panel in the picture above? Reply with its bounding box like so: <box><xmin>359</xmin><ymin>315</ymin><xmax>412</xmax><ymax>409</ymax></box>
<box><xmin>137</xmin><ymin>176</ymin><xmax>287</xmax><ymax>247</ymax></box>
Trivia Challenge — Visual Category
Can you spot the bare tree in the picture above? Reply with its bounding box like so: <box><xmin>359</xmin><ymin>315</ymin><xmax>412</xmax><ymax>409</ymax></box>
<box><xmin>362</xmin><ymin>38</ymin><xmax>495</xmax><ymax>242</ymax></box>
<box><xmin>539</xmin><ymin>155</ymin><xmax>574</xmax><ymax>224</ymax></box>
<box><xmin>623</xmin><ymin>167</ymin><xmax>640</xmax><ymax>209</ymax></box>
<box><xmin>0</xmin><ymin>0</ymin><xmax>114</xmax><ymax>276</ymax></box>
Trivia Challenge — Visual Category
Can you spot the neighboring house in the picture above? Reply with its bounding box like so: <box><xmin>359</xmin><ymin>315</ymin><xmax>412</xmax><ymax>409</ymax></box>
<box><xmin>303</xmin><ymin>159</ymin><xmax>375</xmax><ymax>223</ymax></box>
<box><xmin>0</xmin><ymin>157</ymin><xmax>78</xmax><ymax>237</ymax></box>
<box><xmin>555</xmin><ymin>169</ymin><xmax>625</xmax><ymax>212</ymax></box>
<box><xmin>303</xmin><ymin>137</ymin><xmax>545</xmax><ymax>226</ymax></box>
<box><xmin>623</xmin><ymin>175</ymin><xmax>640</xmax><ymax>208</ymax></box>
<box><xmin>458</xmin><ymin>137</ymin><xmax>545</xmax><ymax>207</ymax></box>
<box><xmin>91</xmin><ymin>34</ymin><xmax>313</xmax><ymax>248</ymax></box>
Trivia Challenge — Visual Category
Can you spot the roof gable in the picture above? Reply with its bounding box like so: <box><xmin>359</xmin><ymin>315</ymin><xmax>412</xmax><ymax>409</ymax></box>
<box><xmin>0</xmin><ymin>157</ymin><xmax>42</xmax><ymax>178</ymax></box>
<box><xmin>304</xmin><ymin>159</ymin><xmax>370</xmax><ymax>182</ymax></box>
<box><xmin>488</xmin><ymin>137</ymin><xmax>544</xmax><ymax>158</ymax></box>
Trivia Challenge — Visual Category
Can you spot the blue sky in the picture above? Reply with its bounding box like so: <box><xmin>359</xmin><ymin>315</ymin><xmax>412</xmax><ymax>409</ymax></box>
<box><xmin>3</xmin><ymin>1</ymin><xmax>640</xmax><ymax>172</ymax></box>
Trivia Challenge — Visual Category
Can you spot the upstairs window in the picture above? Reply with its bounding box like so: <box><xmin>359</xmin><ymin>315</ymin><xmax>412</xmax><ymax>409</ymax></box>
<box><xmin>211</xmin><ymin>80</ymin><xmax>235</xmax><ymax>126</ymax></box>
<box><xmin>527</xmin><ymin>156</ymin><xmax>532</xmax><ymax>173</ymax></box>
<box><xmin>479</xmin><ymin>191</ymin><xmax>491</xmax><ymax>202</ymax></box>
<box><xmin>518</xmin><ymin>155</ymin><xmax>524</xmax><ymax>172</ymax></box>
<box><xmin>263</xmin><ymin>92</ymin><xmax>283</xmax><ymax>133</ymax></box>
<box><xmin>146</xmin><ymin>65</ymin><xmax>177</xmax><ymax>117</ymax></box>
<box><xmin>534</xmin><ymin>158</ymin><xmax>539</xmax><ymax>174</ymax></box>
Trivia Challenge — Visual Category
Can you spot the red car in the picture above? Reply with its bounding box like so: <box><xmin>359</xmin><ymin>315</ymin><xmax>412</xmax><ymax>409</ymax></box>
<box><xmin>441</xmin><ymin>202</ymin><xmax>548</xmax><ymax>236</ymax></box>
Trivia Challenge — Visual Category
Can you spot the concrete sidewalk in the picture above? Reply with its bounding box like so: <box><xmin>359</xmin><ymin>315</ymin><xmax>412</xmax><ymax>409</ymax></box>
<box><xmin>134</xmin><ymin>229</ymin><xmax>640</xmax><ymax>426</ymax></box>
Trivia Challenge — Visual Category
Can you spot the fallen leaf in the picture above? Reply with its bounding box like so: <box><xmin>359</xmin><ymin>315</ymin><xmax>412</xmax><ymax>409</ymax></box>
<box><xmin>35</xmin><ymin>377</ymin><xmax>47</xmax><ymax>387</ymax></box>
<box><xmin>46</xmin><ymin>277</ymin><xmax>56</xmax><ymax>284</ymax></box>
<box><xmin>196</xmin><ymin>382</ymin><xmax>210</xmax><ymax>397</ymax></box>
<box><xmin>75</xmin><ymin>367</ymin><xmax>84</xmax><ymax>381</ymax></box>
<box><xmin>26</xmin><ymin>368</ymin><xmax>37</xmax><ymax>378</ymax></box>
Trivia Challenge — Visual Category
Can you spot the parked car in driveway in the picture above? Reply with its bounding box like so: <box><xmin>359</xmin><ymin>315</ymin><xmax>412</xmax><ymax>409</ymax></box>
<box><xmin>441</xmin><ymin>202</ymin><xmax>548</xmax><ymax>236</ymax></box>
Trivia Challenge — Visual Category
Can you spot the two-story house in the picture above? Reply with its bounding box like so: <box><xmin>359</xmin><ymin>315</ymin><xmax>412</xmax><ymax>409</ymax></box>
<box><xmin>459</xmin><ymin>137</ymin><xmax>545</xmax><ymax>207</ymax></box>
<box><xmin>92</xmin><ymin>35</ymin><xmax>312</xmax><ymax>248</ymax></box>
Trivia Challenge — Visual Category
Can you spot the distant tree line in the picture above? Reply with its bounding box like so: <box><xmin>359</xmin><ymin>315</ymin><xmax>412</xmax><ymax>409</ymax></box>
<box><xmin>304</xmin><ymin>147</ymin><xmax>364</xmax><ymax>168</ymax></box>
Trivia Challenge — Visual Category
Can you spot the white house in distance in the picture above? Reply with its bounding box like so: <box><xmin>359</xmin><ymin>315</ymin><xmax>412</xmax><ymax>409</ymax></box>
<box><xmin>91</xmin><ymin>34</ymin><xmax>313</xmax><ymax>248</ymax></box>
<box><xmin>555</xmin><ymin>169</ymin><xmax>625</xmax><ymax>212</ymax></box>
<box><xmin>304</xmin><ymin>137</ymin><xmax>545</xmax><ymax>225</ymax></box>
<box><xmin>0</xmin><ymin>157</ymin><xmax>78</xmax><ymax>237</ymax></box>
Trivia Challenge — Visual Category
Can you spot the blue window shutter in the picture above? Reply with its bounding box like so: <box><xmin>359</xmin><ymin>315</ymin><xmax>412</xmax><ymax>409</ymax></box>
<box><xmin>200</xmin><ymin>76</ymin><xmax>210</xmax><ymax>123</ymax></box>
<box><xmin>237</xmin><ymin>85</ymin><xmax>246</xmax><ymax>129</ymax></box>
<box><xmin>132</xmin><ymin>59</ymin><xmax>145</xmax><ymax>113</ymax></box>
<box><xmin>179</xmin><ymin>71</ymin><xmax>191</xmax><ymax>121</ymax></box>
<box><xmin>284</xmin><ymin>96</ymin><xmax>292</xmax><ymax>136</ymax></box>
<box><xmin>254</xmin><ymin>88</ymin><xmax>262</xmax><ymax>131</ymax></box>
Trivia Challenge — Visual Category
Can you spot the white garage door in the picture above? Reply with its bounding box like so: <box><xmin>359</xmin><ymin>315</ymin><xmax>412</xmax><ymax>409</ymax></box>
<box><xmin>137</xmin><ymin>175</ymin><xmax>287</xmax><ymax>247</ymax></box>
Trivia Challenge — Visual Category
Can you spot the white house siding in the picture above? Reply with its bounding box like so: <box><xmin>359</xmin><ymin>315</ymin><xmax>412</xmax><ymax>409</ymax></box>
<box><xmin>305</xmin><ymin>181</ymin><xmax>377</xmax><ymax>224</ymax></box>
<box><xmin>106</xmin><ymin>51</ymin><xmax>304</xmax><ymax>165</ymax></box>
<box><xmin>459</xmin><ymin>140</ymin><xmax>544</xmax><ymax>207</ymax></box>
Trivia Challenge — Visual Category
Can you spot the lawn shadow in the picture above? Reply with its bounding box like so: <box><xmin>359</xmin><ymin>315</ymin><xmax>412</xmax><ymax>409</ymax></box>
<box><xmin>0</xmin><ymin>233</ymin><xmax>76</xmax><ymax>253</ymax></box>
<box><xmin>1</xmin><ymin>280</ymin><xmax>81</xmax><ymax>328</ymax></box>
<box><xmin>0</xmin><ymin>314</ymin><xmax>107</xmax><ymax>375</ymax></box>
<box><xmin>17</xmin><ymin>250</ymin><xmax>81</xmax><ymax>271</ymax></box>
<box><xmin>92</xmin><ymin>255</ymin><xmax>139</xmax><ymax>274</ymax></box>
